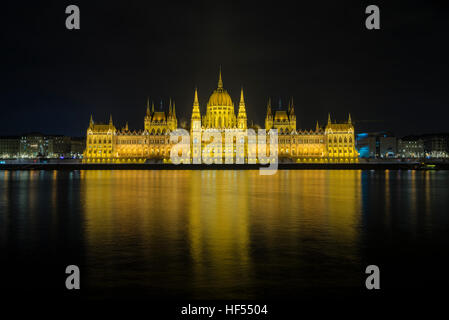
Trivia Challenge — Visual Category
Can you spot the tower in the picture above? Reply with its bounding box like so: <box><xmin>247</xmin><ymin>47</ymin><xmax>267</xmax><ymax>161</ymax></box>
<box><xmin>171</xmin><ymin>101</ymin><xmax>178</xmax><ymax>130</ymax></box>
<box><xmin>191</xmin><ymin>87</ymin><xmax>202</xmax><ymax>163</ymax></box>
<box><xmin>237</xmin><ymin>87</ymin><xmax>247</xmax><ymax>130</ymax></box>
<box><xmin>288</xmin><ymin>97</ymin><xmax>296</xmax><ymax>131</ymax></box>
<box><xmin>191</xmin><ymin>87</ymin><xmax>201</xmax><ymax>132</ymax></box>
<box><xmin>265</xmin><ymin>98</ymin><xmax>273</xmax><ymax>130</ymax></box>
<box><xmin>203</xmin><ymin>68</ymin><xmax>236</xmax><ymax>129</ymax></box>
<box><xmin>144</xmin><ymin>98</ymin><xmax>151</xmax><ymax>131</ymax></box>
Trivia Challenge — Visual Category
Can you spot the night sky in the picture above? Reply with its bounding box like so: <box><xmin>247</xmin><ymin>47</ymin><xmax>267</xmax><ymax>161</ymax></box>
<box><xmin>1</xmin><ymin>1</ymin><xmax>448</xmax><ymax>137</ymax></box>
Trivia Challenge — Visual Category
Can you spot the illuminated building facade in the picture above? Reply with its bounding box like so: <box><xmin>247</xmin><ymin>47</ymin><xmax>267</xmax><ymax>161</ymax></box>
<box><xmin>84</xmin><ymin>99</ymin><xmax>178</xmax><ymax>163</ymax></box>
<box><xmin>83</xmin><ymin>70</ymin><xmax>358</xmax><ymax>163</ymax></box>
<box><xmin>266</xmin><ymin>100</ymin><xmax>358</xmax><ymax>162</ymax></box>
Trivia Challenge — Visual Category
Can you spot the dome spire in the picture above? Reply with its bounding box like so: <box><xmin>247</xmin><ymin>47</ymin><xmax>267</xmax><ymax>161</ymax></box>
<box><xmin>218</xmin><ymin>66</ymin><xmax>223</xmax><ymax>89</ymax></box>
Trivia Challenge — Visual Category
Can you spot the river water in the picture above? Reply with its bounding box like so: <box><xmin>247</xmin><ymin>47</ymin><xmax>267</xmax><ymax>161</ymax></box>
<box><xmin>0</xmin><ymin>170</ymin><xmax>448</xmax><ymax>300</ymax></box>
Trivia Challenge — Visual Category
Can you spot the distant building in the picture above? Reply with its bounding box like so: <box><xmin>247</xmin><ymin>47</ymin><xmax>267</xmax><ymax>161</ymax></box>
<box><xmin>70</xmin><ymin>137</ymin><xmax>85</xmax><ymax>158</ymax></box>
<box><xmin>0</xmin><ymin>136</ymin><xmax>20</xmax><ymax>158</ymax></box>
<box><xmin>356</xmin><ymin>132</ymin><xmax>396</xmax><ymax>158</ymax></box>
<box><xmin>1</xmin><ymin>134</ymin><xmax>85</xmax><ymax>159</ymax></box>
<box><xmin>48</xmin><ymin>135</ymin><xmax>72</xmax><ymax>158</ymax></box>
<box><xmin>20</xmin><ymin>133</ymin><xmax>49</xmax><ymax>158</ymax></box>
<box><xmin>422</xmin><ymin>134</ymin><xmax>449</xmax><ymax>158</ymax></box>
<box><xmin>398</xmin><ymin>136</ymin><xmax>425</xmax><ymax>158</ymax></box>
<box><xmin>379</xmin><ymin>136</ymin><xmax>397</xmax><ymax>158</ymax></box>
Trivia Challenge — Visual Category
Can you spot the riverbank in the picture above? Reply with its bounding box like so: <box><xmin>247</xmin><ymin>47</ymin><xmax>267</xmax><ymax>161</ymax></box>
<box><xmin>0</xmin><ymin>162</ymin><xmax>447</xmax><ymax>170</ymax></box>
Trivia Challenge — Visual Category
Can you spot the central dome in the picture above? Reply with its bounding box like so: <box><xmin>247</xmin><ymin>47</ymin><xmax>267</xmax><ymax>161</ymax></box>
<box><xmin>207</xmin><ymin>69</ymin><xmax>234</xmax><ymax>107</ymax></box>
<box><xmin>208</xmin><ymin>89</ymin><xmax>233</xmax><ymax>107</ymax></box>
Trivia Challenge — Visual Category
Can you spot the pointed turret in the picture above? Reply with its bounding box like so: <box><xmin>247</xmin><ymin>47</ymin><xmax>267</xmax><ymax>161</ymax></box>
<box><xmin>328</xmin><ymin>113</ymin><xmax>331</xmax><ymax>125</ymax></box>
<box><xmin>172</xmin><ymin>100</ymin><xmax>177</xmax><ymax>130</ymax></box>
<box><xmin>191</xmin><ymin>87</ymin><xmax>201</xmax><ymax>131</ymax></box>
<box><xmin>169</xmin><ymin>98</ymin><xmax>172</xmax><ymax>116</ymax></box>
<box><xmin>125</xmin><ymin>122</ymin><xmax>128</xmax><ymax>131</ymax></box>
<box><xmin>89</xmin><ymin>114</ymin><xmax>94</xmax><ymax>127</ymax></box>
<box><xmin>146</xmin><ymin>98</ymin><xmax>151</xmax><ymax>116</ymax></box>
<box><xmin>290</xmin><ymin>97</ymin><xmax>295</xmax><ymax>115</ymax></box>
<box><xmin>109</xmin><ymin>114</ymin><xmax>113</xmax><ymax>126</ymax></box>
<box><xmin>348</xmin><ymin>113</ymin><xmax>352</xmax><ymax>124</ymax></box>
<box><xmin>144</xmin><ymin>99</ymin><xmax>153</xmax><ymax>131</ymax></box>
<box><xmin>194</xmin><ymin>87</ymin><xmax>199</xmax><ymax>106</ymax></box>
<box><xmin>316</xmin><ymin>121</ymin><xmax>320</xmax><ymax>132</ymax></box>
<box><xmin>288</xmin><ymin>97</ymin><xmax>296</xmax><ymax>131</ymax></box>
<box><xmin>265</xmin><ymin>98</ymin><xmax>273</xmax><ymax>130</ymax></box>
<box><xmin>237</xmin><ymin>87</ymin><xmax>247</xmax><ymax>130</ymax></box>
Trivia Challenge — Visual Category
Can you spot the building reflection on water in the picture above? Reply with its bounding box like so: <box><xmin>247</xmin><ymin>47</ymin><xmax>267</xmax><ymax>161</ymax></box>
<box><xmin>79</xmin><ymin>170</ymin><xmax>363</xmax><ymax>298</ymax></box>
<box><xmin>1</xmin><ymin>169</ymin><xmax>448</xmax><ymax>298</ymax></box>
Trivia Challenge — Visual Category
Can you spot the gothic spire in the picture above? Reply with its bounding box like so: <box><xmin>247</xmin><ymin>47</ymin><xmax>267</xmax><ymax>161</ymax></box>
<box><xmin>238</xmin><ymin>88</ymin><xmax>246</xmax><ymax>113</ymax></box>
<box><xmin>267</xmin><ymin>98</ymin><xmax>272</xmax><ymax>115</ymax></box>
<box><xmin>194</xmin><ymin>87</ymin><xmax>199</xmax><ymax>106</ymax></box>
<box><xmin>348</xmin><ymin>113</ymin><xmax>352</xmax><ymax>124</ymax></box>
<box><xmin>191</xmin><ymin>87</ymin><xmax>201</xmax><ymax>121</ymax></box>
<box><xmin>169</xmin><ymin>97</ymin><xmax>172</xmax><ymax>115</ymax></box>
<box><xmin>328</xmin><ymin>113</ymin><xmax>331</xmax><ymax>125</ymax></box>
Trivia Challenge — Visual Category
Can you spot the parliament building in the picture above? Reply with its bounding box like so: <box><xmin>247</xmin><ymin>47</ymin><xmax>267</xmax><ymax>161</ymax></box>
<box><xmin>83</xmin><ymin>70</ymin><xmax>358</xmax><ymax>163</ymax></box>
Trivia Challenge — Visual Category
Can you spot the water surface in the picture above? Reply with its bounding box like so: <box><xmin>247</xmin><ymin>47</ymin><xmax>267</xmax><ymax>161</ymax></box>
<box><xmin>0</xmin><ymin>170</ymin><xmax>448</xmax><ymax>299</ymax></box>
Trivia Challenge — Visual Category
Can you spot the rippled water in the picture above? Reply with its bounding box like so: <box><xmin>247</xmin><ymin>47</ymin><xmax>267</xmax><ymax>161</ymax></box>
<box><xmin>0</xmin><ymin>170</ymin><xmax>448</xmax><ymax>299</ymax></box>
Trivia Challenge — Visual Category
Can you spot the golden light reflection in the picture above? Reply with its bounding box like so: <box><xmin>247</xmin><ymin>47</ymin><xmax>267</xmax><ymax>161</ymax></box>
<box><xmin>80</xmin><ymin>170</ymin><xmax>363</xmax><ymax>296</ymax></box>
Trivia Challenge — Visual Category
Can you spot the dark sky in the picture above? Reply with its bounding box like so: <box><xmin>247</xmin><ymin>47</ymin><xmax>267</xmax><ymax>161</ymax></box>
<box><xmin>1</xmin><ymin>0</ymin><xmax>448</xmax><ymax>137</ymax></box>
